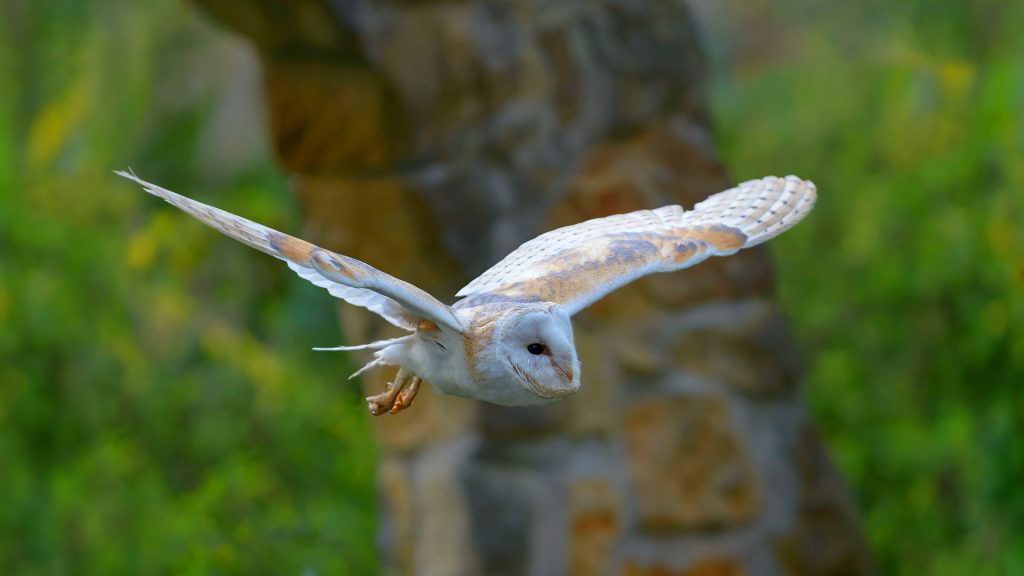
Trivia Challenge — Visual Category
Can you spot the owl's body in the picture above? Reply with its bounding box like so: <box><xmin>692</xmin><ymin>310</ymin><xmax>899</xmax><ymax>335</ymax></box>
<box><xmin>118</xmin><ymin>171</ymin><xmax>815</xmax><ymax>415</ymax></box>
<box><xmin>362</xmin><ymin>301</ymin><xmax>577</xmax><ymax>409</ymax></box>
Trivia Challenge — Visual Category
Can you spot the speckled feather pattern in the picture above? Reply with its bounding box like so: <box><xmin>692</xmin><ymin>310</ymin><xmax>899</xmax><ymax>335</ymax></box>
<box><xmin>455</xmin><ymin>176</ymin><xmax>816</xmax><ymax>315</ymax></box>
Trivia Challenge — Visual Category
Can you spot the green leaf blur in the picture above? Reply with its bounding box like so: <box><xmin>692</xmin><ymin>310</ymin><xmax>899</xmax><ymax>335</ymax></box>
<box><xmin>706</xmin><ymin>2</ymin><xmax>1024</xmax><ymax>574</ymax></box>
<box><xmin>0</xmin><ymin>2</ymin><xmax>377</xmax><ymax>574</ymax></box>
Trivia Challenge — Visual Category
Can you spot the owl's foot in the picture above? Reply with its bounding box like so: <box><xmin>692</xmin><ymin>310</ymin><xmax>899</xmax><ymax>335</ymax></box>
<box><xmin>389</xmin><ymin>376</ymin><xmax>422</xmax><ymax>414</ymax></box>
<box><xmin>366</xmin><ymin>368</ymin><xmax>421</xmax><ymax>416</ymax></box>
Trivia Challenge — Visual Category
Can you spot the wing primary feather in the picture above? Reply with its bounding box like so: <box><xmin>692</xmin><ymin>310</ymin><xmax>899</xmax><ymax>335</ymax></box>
<box><xmin>348</xmin><ymin>357</ymin><xmax>385</xmax><ymax>380</ymax></box>
<box><xmin>117</xmin><ymin>169</ymin><xmax>462</xmax><ymax>333</ymax></box>
<box><xmin>116</xmin><ymin>168</ymin><xmax>283</xmax><ymax>258</ymax></box>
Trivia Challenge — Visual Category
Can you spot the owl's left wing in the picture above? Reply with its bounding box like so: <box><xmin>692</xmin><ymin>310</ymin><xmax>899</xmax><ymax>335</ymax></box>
<box><xmin>118</xmin><ymin>170</ymin><xmax>462</xmax><ymax>332</ymax></box>
<box><xmin>456</xmin><ymin>176</ymin><xmax>815</xmax><ymax>315</ymax></box>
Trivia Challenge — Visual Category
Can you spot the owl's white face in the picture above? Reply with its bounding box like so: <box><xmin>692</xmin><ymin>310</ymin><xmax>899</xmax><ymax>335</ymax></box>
<box><xmin>498</xmin><ymin>304</ymin><xmax>580</xmax><ymax>400</ymax></box>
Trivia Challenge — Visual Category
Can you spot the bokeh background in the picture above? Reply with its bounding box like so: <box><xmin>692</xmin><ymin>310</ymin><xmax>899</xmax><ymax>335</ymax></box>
<box><xmin>1</xmin><ymin>1</ymin><xmax>1021</xmax><ymax>574</ymax></box>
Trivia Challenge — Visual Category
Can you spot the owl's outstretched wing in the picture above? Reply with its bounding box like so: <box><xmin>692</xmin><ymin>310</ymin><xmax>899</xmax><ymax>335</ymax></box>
<box><xmin>118</xmin><ymin>171</ymin><xmax>462</xmax><ymax>332</ymax></box>
<box><xmin>456</xmin><ymin>176</ymin><xmax>815</xmax><ymax>315</ymax></box>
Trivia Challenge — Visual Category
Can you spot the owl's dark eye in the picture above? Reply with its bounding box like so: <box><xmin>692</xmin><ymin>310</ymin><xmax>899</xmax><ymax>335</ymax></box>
<box><xmin>527</xmin><ymin>343</ymin><xmax>545</xmax><ymax>355</ymax></box>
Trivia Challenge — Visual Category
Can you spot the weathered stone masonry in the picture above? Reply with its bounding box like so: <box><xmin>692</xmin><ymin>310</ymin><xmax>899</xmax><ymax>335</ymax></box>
<box><xmin>193</xmin><ymin>1</ymin><xmax>874</xmax><ymax>574</ymax></box>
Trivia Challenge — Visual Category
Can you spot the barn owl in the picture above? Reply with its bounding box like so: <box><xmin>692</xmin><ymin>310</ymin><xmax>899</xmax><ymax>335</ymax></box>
<box><xmin>117</xmin><ymin>171</ymin><xmax>815</xmax><ymax>416</ymax></box>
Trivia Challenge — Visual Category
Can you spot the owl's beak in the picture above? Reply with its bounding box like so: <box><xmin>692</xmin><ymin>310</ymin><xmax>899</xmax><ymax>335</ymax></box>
<box><xmin>552</xmin><ymin>361</ymin><xmax>574</xmax><ymax>384</ymax></box>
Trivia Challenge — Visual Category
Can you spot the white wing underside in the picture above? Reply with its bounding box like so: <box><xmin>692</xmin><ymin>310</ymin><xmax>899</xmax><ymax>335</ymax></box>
<box><xmin>285</xmin><ymin>263</ymin><xmax>417</xmax><ymax>329</ymax></box>
<box><xmin>456</xmin><ymin>176</ymin><xmax>816</xmax><ymax>315</ymax></box>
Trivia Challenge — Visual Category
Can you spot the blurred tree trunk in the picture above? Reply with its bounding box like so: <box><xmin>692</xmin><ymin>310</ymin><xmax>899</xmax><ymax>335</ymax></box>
<box><xmin>193</xmin><ymin>1</ymin><xmax>873</xmax><ymax>574</ymax></box>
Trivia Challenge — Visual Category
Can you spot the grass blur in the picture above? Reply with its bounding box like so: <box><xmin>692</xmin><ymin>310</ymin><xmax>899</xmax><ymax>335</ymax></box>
<box><xmin>1</xmin><ymin>2</ymin><xmax>377</xmax><ymax>574</ymax></box>
<box><xmin>703</xmin><ymin>1</ymin><xmax>1024</xmax><ymax>574</ymax></box>
<box><xmin>2</xmin><ymin>1</ymin><xmax>1022</xmax><ymax>574</ymax></box>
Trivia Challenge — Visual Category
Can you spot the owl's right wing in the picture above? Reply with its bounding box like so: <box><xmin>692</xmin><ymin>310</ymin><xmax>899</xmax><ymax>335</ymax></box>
<box><xmin>456</xmin><ymin>176</ymin><xmax>815</xmax><ymax>315</ymax></box>
<box><xmin>118</xmin><ymin>171</ymin><xmax>462</xmax><ymax>332</ymax></box>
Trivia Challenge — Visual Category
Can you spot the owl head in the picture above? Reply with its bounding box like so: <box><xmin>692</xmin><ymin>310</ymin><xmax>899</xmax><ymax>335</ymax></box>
<box><xmin>497</xmin><ymin>302</ymin><xmax>580</xmax><ymax>400</ymax></box>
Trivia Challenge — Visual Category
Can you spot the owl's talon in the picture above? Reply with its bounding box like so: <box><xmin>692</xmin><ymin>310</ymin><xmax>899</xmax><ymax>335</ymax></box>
<box><xmin>366</xmin><ymin>385</ymin><xmax>398</xmax><ymax>416</ymax></box>
<box><xmin>389</xmin><ymin>376</ymin><xmax>422</xmax><ymax>414</ymax></box>
<box><xmin>366</xmin><ymin>368</ymin><xmax>418</xmax><ymax>416</ymax></box>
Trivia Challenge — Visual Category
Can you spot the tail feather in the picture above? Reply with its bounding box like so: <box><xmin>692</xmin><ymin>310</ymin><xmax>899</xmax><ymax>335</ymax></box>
<box><xmin>312</xmin><ymin>335</ymin><xmax>412</xmax><ymax>352</ymax></box>
<box><xmin>348</xmin><ymin>357</ymin><xmax>386</xmax><ymax>380</ymax></box>
<box><xmin>312</xmin><ymin>334</ymin><xmax>412</xmax><ymax>380</ymax></box>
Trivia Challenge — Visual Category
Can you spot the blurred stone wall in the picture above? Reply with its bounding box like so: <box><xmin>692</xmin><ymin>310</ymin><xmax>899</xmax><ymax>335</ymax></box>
<box><xmin>193</xmin><ymin>1</ymin><xmax>874</xmax><ymax>574</ymax></box>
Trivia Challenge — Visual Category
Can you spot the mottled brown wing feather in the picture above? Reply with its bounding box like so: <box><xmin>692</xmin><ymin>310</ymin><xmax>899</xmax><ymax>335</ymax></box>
<box><xmin>456</xmin><ymin>176</ymin><xmax>815</xmax><ymax>315</ymax></box>
<box><xmin>118</xmin><ymin>170</ymin><xmax>462</xmax><ymax>332</ymax></box>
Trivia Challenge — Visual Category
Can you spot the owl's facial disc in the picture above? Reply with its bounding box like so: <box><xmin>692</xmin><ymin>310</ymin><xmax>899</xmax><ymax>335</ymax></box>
<box><xmin>501</xmin><ymin>305</ymin><xmax>580</xmax><ymax>399</ymax></box>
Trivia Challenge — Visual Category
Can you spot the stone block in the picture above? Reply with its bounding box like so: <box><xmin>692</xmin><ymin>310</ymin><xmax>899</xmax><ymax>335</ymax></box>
<box><xmin>620</xmin><ymin>557</ymin><xmax>745</xmax><ymax>576</ymax></box>
<box><xmin>641</xmin><ymin>251</ymin><xmax>775</xmax><ymax>310</ymax></box>
<box><xmin>263</xmin><ymin>59</ymin><xmax>408</xmax><ymax>173</ymax></box>
<box><xmin>623</xmin><ymin>393</ymin><xmax>760</xmax><ymax>531</ymax></box>
<box><xmin>460</xmin><ymin>461</ymin><xmax>533</xmax><ymax>575</ymax></box>
<box><xmin>566</xmin><ymin>328</ymin><xmax>617</xmax><ymax>436</ymax></box>
<box><xmin>413</xmin><ymin>439</ymin><xmax>481</xmax><ymax>576</ymax></box>
<box><xmin>569</xmin><ymin>478</ymin><xmax>620</xmax><ymax>576</ymax></box>
<box><xmin>479</xmin><ymin>401</ymin><xmax>569</xmax><ymax>440</ymax></box>
<box><xmin>196</xmin><ymin>0</ymin><xmax>354</xmax><ymax>53</ymax></box>
<box><xmin>378</xmin><ymin>456</ymin><xmax>414</xmax><ymax>572</ymax></box>
<box><xmin>669</xmin><ymin>302</ymin><xmax>802</xmax><ymax>397</ymax></box>
<box><xmin>774</xmin><ymin>423</ymin><xmax>875</xmax><ymax>575</ymax></box>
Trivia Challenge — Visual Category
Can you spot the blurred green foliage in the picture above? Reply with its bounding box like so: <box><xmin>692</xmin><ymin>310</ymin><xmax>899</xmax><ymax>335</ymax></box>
<box><xmin>706</xmin><ymin>1</ymin><xmax>1024</xmax><ymax>574</ymax></box>
<box><xmin>1</xmin><ymin>2</ymin><xmax>377</xmax><ymax>574</ymax></box>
